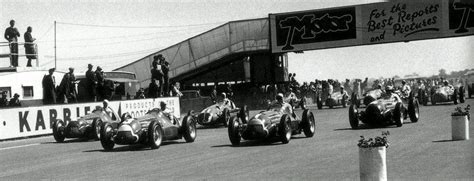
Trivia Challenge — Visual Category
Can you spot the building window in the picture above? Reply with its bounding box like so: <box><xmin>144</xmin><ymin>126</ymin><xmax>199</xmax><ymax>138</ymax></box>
<box><xmin>22</xmin><ymin>86</ymin><xmax>34</xmax><ymax>98</ymax></box>
<box><xmin>0</xmin><ymin>87</ymin><xmax>12</xmax><ymax>98</ymax></box>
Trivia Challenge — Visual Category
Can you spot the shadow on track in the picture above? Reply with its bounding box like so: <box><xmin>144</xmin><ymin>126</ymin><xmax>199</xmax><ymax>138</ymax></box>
<box><xmin>82</xmin><ymin>141</ymin><xmax>186</xmax><ymax>152</ymax></box>
<box><xmin>432</xmin><ymin>139</ymin><xmax>464</xmax><ymax>143</ymax></box>
<box><xmin>211</xmin><ymin>136</ymin><xmax>309</xmax><ymax>148</ymax></box>
<box><xmin>41</xmin><ymin>138</ymin><xmax>97</xmax><ymax>144</ymax></box>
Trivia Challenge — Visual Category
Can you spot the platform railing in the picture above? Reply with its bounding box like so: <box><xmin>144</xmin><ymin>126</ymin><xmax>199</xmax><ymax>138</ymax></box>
<box><xmin>0</xmin><ymin>41</ymin><xmax>39</xmax><ymax>67</ymax></box>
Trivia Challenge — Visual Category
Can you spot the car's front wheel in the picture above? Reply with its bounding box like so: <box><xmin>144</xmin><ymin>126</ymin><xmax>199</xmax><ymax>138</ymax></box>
<box><xmin>92</xmin><ymin>119</ymin><xmax>102</xmax><ymax>140</ymax></box>
<box><xmin>228</xmin><ymin>116</ymin><xmax>241</xmax><ymax>146</ymax></box>
<box><xmin>100</xmin><ymin>122</ymin><xmax>115</xmax><ymax>151</ymax></box>
<box><xmin>279</xmin><ymin>114</ymin><xmax>292</xmax><ymax>144</ymax></box>
<box><xmin>182</xmin><ymin>115</ymin><xmax>196</xmax><ymax>143</ymax></box>
<box><xmin>302</xmin><ymin>110</ymin><xmax>315</xmax><ymax>137</ymax></box>
<box><xmin>394</xmin><ymin>103</ymin><xmax>404</xmax><ymax>127</ymax></box>
<box><xmin>222</xmin><ymin>108</ymin><xmax>230</xmax><ymax>127</ymax></box>
<box><xmin>148</xmin><ymin>120</ymin><xmax>163</xmax><ymax>149</ymax></box>
<box><xmin>408</xmin><ymin>99</ymin><xmax>419</xmax><ymax>123</ymax></box>
<box><xmin>349</xmin><ymin>104</ymin><xmax>359</xmax><ymax>129</ymax></box>
<box><xmin>53</xmin><ymin>119</ymin><xmax>66</xmax><ymax>142</ymax></box>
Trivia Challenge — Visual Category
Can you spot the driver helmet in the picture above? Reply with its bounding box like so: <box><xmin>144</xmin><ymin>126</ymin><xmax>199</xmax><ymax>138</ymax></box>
<box><xmin>219</xmin><ymin>92</ymin><xmax>227</xmax><ymax>99</ymax></box>
<box><xmin>276</xmin><ymin>93</ymin><xmax>284</xmax><ymax>102</ymax></box>
<box><xmin>103</xmin><ymin>99</ymin><xmax>109</xmax><ymax>108</ymax></box>
<box><xmin>443</xmin><ymin>80</ymin><xmax>449</xmax><ymax>86</ymax></box>
<box><xmin>402</xmin><ymin>80</ymin><xmax>406</xmax><ymax>84</ymax></box>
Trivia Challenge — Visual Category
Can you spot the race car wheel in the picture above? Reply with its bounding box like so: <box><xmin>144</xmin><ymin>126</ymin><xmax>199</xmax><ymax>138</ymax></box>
<box><xmin>222</xmin><ymin>108</ymin><xmax>231</xmax><ymax>127</ymax></box>
<box><xmin>408</xmin><ymin>99</ymin><xmax>419</xmax><ymax>123</ymax></box>
<box><xmin>228</xmin><ymin>116</ymin><xmax>241</xmax><ymax>146</ymax></box>
<box><xmin>92</xmin><ymin>119</ymin><xmax>102</xmax><ymax>140</ymax></box>
<box><xmin>342</xmin><ymin>96</ymin><xmax>347</xmax><ymax>108</ymax></box>
<box><xmin>100</xmin><ymin>122</ymin><xmax>115</xmax><ymax>151</ymax></box>
<box><xmin>349</xmin><ymin>104</ymin><xmax>359</xmax><ymax>129</ymax></box>
<box><xmin>182</xmin><ymin>115</ymin><xmax>196</xmax><ymax>143</ymax></box>
<box><xmin>53</xmin><ymin>119</ymin><xmax>66</xmax><ymax>142</ymax></box>
<box><xmin>394</xmin><ymin>103</ymin><xmax>404</xmax><ymax>127</ymax></box>
<box><xmin>148</xmin><ymin>120</ymin><xmax>163</xmax><ymax>149</ymax></box>
<box><xmin>453</xmin><ymin>88</ymin><xmax>458</xmax><ymax>105</ymax></box>
<box><xmin>302</xmin><ymin>110</ymin><xmax>315</xmax><ymax>137</ymax></box>
<box><xmin>316</xmin><ymin>96</ymin><xmax>322</xmax><ymax>110</ymax></box>
<box><xmin>238</xmin><ymin>105</ymin><xmax>249</xmax><ymax>124</ymax></box>
<box><xmin>279</xmin><ymin>114</ymin><xmax>292</xmax><ymax>144</ymax></box>
<box><xmin>459</xmin><ymin>86</ymin><xmax>465</xmax><ymax>103</ymax></box>
<box><xmin>431</xmin><ymin>95</ymin><xmax>437</xmax><ymax>105</ymax></box>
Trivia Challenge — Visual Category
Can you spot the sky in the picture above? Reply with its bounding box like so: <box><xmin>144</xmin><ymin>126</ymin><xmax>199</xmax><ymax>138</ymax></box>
<box><xmin>0</xmin><ymin>0</ymin><xmax>473</xmax><ymax>83</ymax></box>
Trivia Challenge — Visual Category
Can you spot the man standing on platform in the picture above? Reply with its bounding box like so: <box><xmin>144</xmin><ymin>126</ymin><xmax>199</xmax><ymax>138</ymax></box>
<box><xmin>4</xmin><ymin>20</ymin><xmax>20</xmax><ymax>67</ymax></box>
<box><xmin>24</xmin><ymin>26</ymin><xmax>36</xmax><ymax>67</ymax></box>
<box><xmin>158</xmin><ymin>54</ymin><xmax>170</xmax><ymax>96</ymax></box>
<box><xmin>86</xmin><ymin>64</ymin><xmax>97</xmax><ymax>102</ymax></box>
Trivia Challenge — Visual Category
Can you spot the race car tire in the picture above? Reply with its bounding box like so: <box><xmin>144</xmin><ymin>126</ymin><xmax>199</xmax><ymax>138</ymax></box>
<box><xmin>394</xmin><ymin>103</ymin><xmax>404</xmax><ymax>127</ymax></box>
<box><xmin>182</xmin><ymin>115</ymin><xmax>196</xmax><ymax>143</ymax></box>
<box><xmin>349</xmin><ymin>105</ymin><xmax>359</xmax><ymax>129</ymax></box>
<box><xmin>431</xmin><ymin>95</ymin><xmax>437</xmax><ymax>105</ymax></box>
<box><xmin>222</xmin><ymin>108</ymin><xmax>231</xmax><ymax>127</ymax></box>
<box><xmin>238</xmin><ymin>105</ymin><xmax>249</xmax><ymax>124</ymax></box>
<box><xmin>316</xmin><ymin>97</ymin><xmax>322</xmax><ymax>110</ymax></box>
<box><xmin>342</xmin><ymin>96</ymin><xmax>347</xmax><ymax>108</ymax></box>
<box><xmin>302</xmin><ymin>110</ymin><xmax>315</xmax><ymax>137</ymax></box>
<box><xmin>100</xmin><ymin>122</ymin><xmax>115</xmax><ymax>151</ymax></box>
<box><xmin>299</xmin><ymin>97</ymin><xmax>307</xmax><ymax>110</ymax></box>
<box><xmin>408</xmin><ymin>99</ymin><xmax>419</xmax><ymax>123</ymax></box>
<box><xmin>453</xmin><ymin>88</ymin><xmax>458</xmax><ymax>105</ymax></box>
<box><xmin>148</xmin><ymin>120</ymin><xmax>163</xmax><ymax>149</ymax></box>
<box><xmin>92</xmin><ymin>119</ymin><xmax>102</xmax><ymax>140</ymax></box>
<box><xmin>228</xmin><ymin>116</ymin><xmax>241</xmax><ymax>146</ymax></box>
<box><xmin>279</xmin><ymin>114</ymin><xmax>292</xmax><ymax>144</ymax></box>
<box><xmin>53</xmin><ymin>119</ymin><xmax>66</xmax><ymax>143</ymax></box>
<box><xmin>459</xmin><ymin>86</ymin><xmax>465</xmax><ymax>103</ymax></box>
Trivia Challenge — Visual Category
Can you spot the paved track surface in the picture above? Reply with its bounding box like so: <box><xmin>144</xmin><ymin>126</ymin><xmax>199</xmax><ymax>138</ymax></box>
<box><xmin>1</xmin><ymin>99</ymin><xmax>473</xmax><ymax>180</ymax></box>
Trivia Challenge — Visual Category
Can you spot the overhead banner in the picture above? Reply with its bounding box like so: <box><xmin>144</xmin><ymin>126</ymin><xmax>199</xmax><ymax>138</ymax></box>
<box><xmin>270</xmin><ymin>0</ymin><xmax>474</xmax><ymax>53</ymax></box>
<box><xmin>0</xmin><ymin>97</ymin><xmax>180</xmax><ymax>140</ymax></box>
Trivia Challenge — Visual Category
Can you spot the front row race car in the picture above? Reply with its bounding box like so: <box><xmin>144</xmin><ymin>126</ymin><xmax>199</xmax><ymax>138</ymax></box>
<box><xmin>99</xmin><ymin>108</ymin><xmax>196</xmax><ymax>150</ymax></box>
<box><xmin>194</xmin><ymin>98</ymin><xmax>240</xmax><ymax>127</ymax></box>
<box><xmin>228</xmin><ymin>105</ymin><xmax>315</xmax><ymax>146</ymax></box>
<box><xmin>349</xmin><ymin>91</ymin><xmax>419</xmax><ymax>129</ymax></box>
<box><xmin>52</xmin><ymin>106</ymin><xmax>120</xmax><ymax>142</ymax></box>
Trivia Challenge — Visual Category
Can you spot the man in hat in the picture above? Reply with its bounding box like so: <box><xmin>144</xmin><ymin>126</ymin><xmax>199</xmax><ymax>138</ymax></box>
<box><xmin>24</xmin><ymin>26</ymin><xmax>37</xmax><ymax>67</ymax></box>
<box><xmin>95</xmin><ymin>66</ymin><xmax>105</xmax><ymax>100</ymax></box>
<box><xmin>42</xmin><ymin>68</ymin><xmax>56</xmax><ymax>104</ymax></box>
<box><xmin>158</xmin><ymin>55</ymin><xmax>170</xmax><ymax>96</ymax></box>
<box><xmin>0</xmin><ymin>91</ymin><xmax>8</xmax><ymax>107</ymax></box>
<box><xmin>151</xmin><ymin>57</ymin><xmax>163</xmax><ymax>97</ymax></box>
<box><xmin>9</xmin><ymin>93</ymin><xmax>21</xmax><ymax>107</ymax></box>
<box><xmin>86</xmin><ymin>64</ymin><xmax>97</xmax><ymax>102</ymax></box>
<box><xmin>4</xmin><ymin>20</ymin><xmax>20</xmax><ymax>67</ymax></box>
<box><xmin>60</xmin><ymin>67</ymin><xmax>77</xmax><ymax>103</ymax></box>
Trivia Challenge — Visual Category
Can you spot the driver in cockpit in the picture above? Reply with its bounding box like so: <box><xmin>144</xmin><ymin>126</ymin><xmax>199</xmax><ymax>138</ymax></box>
<box><xmin>269</xmin><ymin>93</ymin><xmax>293</xmax><ymax>115</ymax></box>
<box><xmin>382</xmin><ymin>86</ymin><xmax>401</xmax><ymax>103</ymax></box>
<box><xmin>160</xmin><ymin>101</ymin><xmax>178</xmax><ymax>125</ymax></box>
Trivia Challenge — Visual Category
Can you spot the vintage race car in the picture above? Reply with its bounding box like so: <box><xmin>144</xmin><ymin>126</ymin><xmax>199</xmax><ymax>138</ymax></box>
<box><xmin>350</xmin><ymin>89</ymin><xmax>383</xmax><ymax>108</ymax></box>
<box><xmin>317</xmin><ymin>91</ymin><xmax>349</xmax><ymax>109</ymax></box>
<box><xmin>100</xmin><ymin>108</ymin><xmax>196</xmax><ymax>150</ymax></box>
<box><xmin>228</xmin><ymin>106</ymin><xmax>315</xmax><ymax>146</ymax></box>
<box><xmin>285</xmin><ymin>95</ymin><xmax>307</xmax><ymax>110</ymax></box>
<box><xmin>194</xmin><ymin>99</ymin><xmax>239</xmax><ymax>127</ymax></box>
<box><xmin>430</xmin><ymin>85</ymin><xmax>465</xmax><ymax>105</ymax></box>
<box><xmin>52</xmin><ymin>107</ymin><xmax>121</xmax><ymax>142</ymax></box>
<box><xmin>349</xmin><ymin>92</ymin><xmax>419</xmax><ymax>129</ymax></box>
